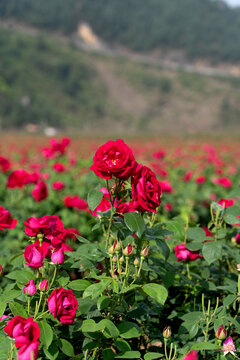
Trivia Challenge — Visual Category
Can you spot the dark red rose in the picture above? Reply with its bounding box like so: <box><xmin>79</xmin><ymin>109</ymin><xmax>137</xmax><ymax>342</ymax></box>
<box><xmin>90</xmin><ymin>139</ymin><xmax>140</xmax><ymax>180</ymax></box>
<box><xmin>48</xmin><ymin>287</ymin><xmax>78</xmax><ymax>324</ymax></box>
<box><xmin>131</xmin><ymin>166</ymin><xmax>162</xmax><ymax>213</ymax></box>
<box><xmin>32</xmin><ymin>181</ymin><xmax>48</xmax><ymax>202</ymax></box>
<box><xmin>0</xmin><ymin>206</ymin><xmax>17</xmax><ymax>231</ymax></box>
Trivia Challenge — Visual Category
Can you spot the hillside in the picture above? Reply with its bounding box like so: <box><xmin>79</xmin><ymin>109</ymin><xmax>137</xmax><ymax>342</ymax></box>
<box><xmin>1</xmin><ymin>0</ymin><xmax>240</xmax><ymax>63</ymax></box>
<box><xmin>1</xmin><ymin>27</ymin><xmax>240</xmax><ymax>134</ymax></box>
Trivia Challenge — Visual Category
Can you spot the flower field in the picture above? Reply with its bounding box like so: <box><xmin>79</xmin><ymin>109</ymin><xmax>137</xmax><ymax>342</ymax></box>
<box><xmin>0</xmin><ymin>134</ymin><xmax>240</xmax><ymax>360</ymax></box>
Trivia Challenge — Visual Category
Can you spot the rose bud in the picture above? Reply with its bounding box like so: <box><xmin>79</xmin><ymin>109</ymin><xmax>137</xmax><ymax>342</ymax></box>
<box><xmin>0</xmin><ymin>264</ymin><xmax>3</xmax><ymax>276</ymax></box>
<box><xmin>134</xmin><ymin>258</ymin><xmax>139</xmax><ymax>266</ymax></box>
<box><xmin>215</xmin><ymin>325</ymin><xmax>226</xmax><ymax>340</ymax></box>
<box><xmin>112</xmin><ymin>255</ymin><xmax>117</xmax><ymax>263</ymax></box>
<box><xmin>108</xmin><ymin>246</ymin><xmax>115</xmax><ymax>255</ymax></box>
<box><xmin>123</xmin><ymin>244</ymin><xmax>133</xmax><ymax>257</ymax></box>
<box><xmin>141</xmin><ymin>247</ymin><xmax>149</xmax><ymax>257</ymax></box>
<box><xmin>24</xmin><ymin>279</ymin><xmax>37</xmax><ymax>296</ymax></box>
<box><xmin>51</xmin><ymin>249</ymin><xmax>65</xmax><ymax>265</ymax></box>
<box><xmin>163</xmin><ymin>326</ymin><xmax>172</xmax><ymax>339</ymax></box>
<box><xmin>119</xmin><ymin>256</ymin><xmax>124</xmax><ymax>263</ymax></box>
<box><xmin>114</xmin><ymin>240</ymin><xmax>121</xmax><ymax>252</ymax></box>
<box><xmin>39</xmin><ymin>279</ymin><xmax>49</xmax><ymax>292</ymax></box>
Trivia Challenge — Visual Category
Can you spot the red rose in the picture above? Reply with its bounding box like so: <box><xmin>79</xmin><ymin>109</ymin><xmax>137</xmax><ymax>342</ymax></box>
<box><xmin>218</xmin><ymin>199</ymin><xmax>234</xmax><ymax>208</ymax></box>
<box><xmin>90</xmin><ymin>139</ymin><xmax>140</xmax><ymax>180</ymax></box>
<box><xmin>52</xmin><ymin>181</ymin><xmax>65</xmax><ymax>191</ymax></box>
<box><xmin>18</xmin><ymin>341</ymin><xmax>40</xmax><ymax>360</ymax></box>
<box><xmin>0</xmin><ymin>156</ymin><xmax>11</xmax><ymax>172</ymax></box>
<box><xmin>48</xmin><ymin>287</ymin><xmax>78</xmax><ymax>324</ymax></box>
<box><xmin>159</xmin><ymin>180</ymin><xmax>173</xmax><ymax>193</ymax></box>
<box><xmin>174</xmin><ymin>244</ymin><xmax>202</xmax><ymax>262</ymax></box>
<box><xmin>131</xmin><ymin>166</ymin><xmax>162</xmax><ymax>213</ymax></box>
<box><xmin>32</xmin><ymin>181</ymin><xmax>48</xmax><ymax>202</ymax></box>
<box><xmin>53</xmin><ymin>163</ymin><xmax>65</xmax><ymax>172</ymax></box>
<box><xmin>0</xmin><ymin>206</ymin><xmax>17</xmax><ymax>231</ymax></box>
<box><xmin>183</xmin><ymin>351</ymin><xmax>198</xmax><ymax>360</ymax></box>
<box><xmin>63</xmin><ymin>195</ymin><xmax>88</xmax><ymax>210</ymax></box>
<box><xmin>24</xmin><ymin>242</ymin><xmax>49</xmax><ymax>268</ymax></box>
<box><xmin>7</xmin><ymin>169</ymin><xmax>30</xmax><ymax>188</ymax></box>
<box><xmin>4</xmin><ymin>316</ymin><xmax>40</xmax><ymax>348</ymax></box>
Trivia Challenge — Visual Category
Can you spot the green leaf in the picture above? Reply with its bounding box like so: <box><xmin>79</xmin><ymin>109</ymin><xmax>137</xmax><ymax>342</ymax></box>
<box><xmin>97</xmin><ymin>296</ymin><xmax>111</xmax><ymax>311</ymax></box>
<box><xmin>142</xmin><ymin>283</ymin><xmax>168</xmax><ymax>305</ymax></box>
<box><xmin>120</xmin><ymin>284</ymin><xmax>141</xmax><ymax>294</ymax></box>
<box><xmin>165</xmin><ymin>221</ymin><xmax>184</xmax><ymax>241</ymax></box>
<box><xmin>68</xmin><ymin>279</ymin><xmax>91</xmax><ymax>291</ymax></box>
<box><xmin>44</xmin><ymin>342</ymin><xmax>59</xmax><ymax>360</ymax></box>
<box><xmin>39</xmin><ymin>321</ymin><xmax>53</xmax><ymax>349</ymax></box>
<box><xmin>114</xmin><ymin>339</ymin><xmax>131</xmax><ymax>353</ymax></box>
<box><xmin>115</xmin><ymin>351</ymin><xmax>141</xmax><ymax>359</ymax></box>
<box><xmin>202</xmin><ymin>241</ymin><xmax>222</xmax><ymax>264</ymax></box>
<box><xmin>6</xmin><ymin>270</ymin><xmax>35</xmax><ymax>283</ymax></box>
<box><xmin>81</xmin><ymin>319</ymin><xmax>99</xmax><ymax>333</ymax></box>
<box><xmin>1</xmin><ymin>289</ymin><xmax>21</xmax><ymax>302</ymax></box>
<box><xmin>223</xmin><ymin>294</ymin><xmax>236</xmax><ymax>307</ymax></box>
<box><xmin>118</xmin><ymin>321</ymin><xmax>141</xmax><ymax>339</ymax></box>
<box><xmin>100</xmin><ymin>319</ymin><xmax>119</xmax><ymax>338</ymax></box>
<box><xmin>190</xmin><ymin>342</ymin><xmax>218</xmax><ymax>351</ymax></box>
<box><xmin>57</xmin><ymin>270</ymin><xmax>70</xmax><ymax>287</ymax></box>
<box><xmin>187</xmin><ymin>227</ymin><xmax>206</xmax><ymax>242</ymax></box>
<box><xmin>102</xmin><ymin>348</ymin><xmax>115</xmax><ymax>360</ymax></box>
<box><xmin>0</xmin><ymin>302</ymin><xmax>7</xmax><ymax>317</ymax></box>
<box><xmin>124</xmin><ymin>213</ymin><xmax>145</xmax><ymax>238</ymax></box>
<box><xmin>224</xmin><ymin>214</ymin><xmax>239</xmax><ymax>225</ymax></box>
<box><xmin>155</xmin><ymin>239</ymin><xmax>170</xmax><ymax>259</ymax></box>
<box><xmin>185</xmin><ymin>242</ymin><xmax>203</xmax><ymax>251</ymax></box>
<box><xmin>59</xmin><ymin>338</ymin><xmax>75</xmax><ymax>357</ymax></box>
<box><xmin>87</xmin><ymin>189</ymin><xmax>103</xmax><ymax>212</ymax></box>
<box><xmin>9</xmin><ymin>302</ymin><xmax>28</xmax><ymax>318</ymax></box>
<box><xmin>83</xmin><ymin>279</ymin><xmax>111</xmax><ymax>299</ymax></box>
<box><xmin>144</xmin><ymin>353</ymin><xmax>163</xmax><ymax>360</ymax></box>
<box><xmin>226</xmin><ymin>205</ymin><xmax>240</xmax><ymax>216</ymax></box>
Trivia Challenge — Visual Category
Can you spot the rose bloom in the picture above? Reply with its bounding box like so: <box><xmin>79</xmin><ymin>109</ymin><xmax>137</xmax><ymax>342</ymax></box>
<box><xmin>24</xmin><ymin>242</ymin><xmax>49</xmax><ymax>268</ymax></box>
<box><xmin>159</xmin><ymin>180</ymin><xmax>173</xmax><ymax>193</ymax></box>
<box><xmin>218</xmin><ymin>199</ymin><xmax>234</xmax><ymax>208</ymax></box>
<box><xmin>18</xmin><ymin>341</ymin><xmax>40</xmax><ymax>360</ymax></box>
<box><xmin>131</xmin><ymin>166</ymin><xmax>162</xmax><ymax>213</ymax></box>
<box><xmin>24</xmin><ymin>279</ymin><xmax>37</xmax><ymax>296</ymax></box>
<box><xmin>53</xmin><ymin>163</ymin><xmax>65</xmax><ymax>172</ymax></box>
<box><xmin>32</xmin><ymin>181</ymin><xmax>48</xmax><ymax>202</ymax></box>
<box><xmin>183</xmin><ymin>170</ymin><xmax>193</xmax><ymax>182</ymax></box>
<box><xmin>218</xmin><ymin>177</ymin><xmax>232</xmax><ymax>188</ymax></box>
<box><xmin>195</xmin><ymin>175</ymin><xmax>206</xmax><ymax>184</ymax></box>
<box><xmin>7</xmin><ymin>169</ymin><xmax>30</xmax><ymax>188</ymax></box>
<box><xmin>4</xmin><ymin>316</ymin><xmax>40</xmax><ymax>348</ymax></box>
<box><xmin>183</xmin><ymin>351</ymin><xmax>198</xmax><ymax>360</ymax></box>
<box><xmin>63</xmin><ymin>195</ymin><xmax>88</xmax><ymax>211</ymax></box>
<box><xmin>48</xmin><ymin>287</ymin><xmax>78</xmax><ymax>324</ymax></box>
<box><xmin>0</xmin><ymin>155</ymin><xmax>11</xmax><ymax>171</ymax></box>
<box><xmin>0</xmin><ymin>206</ymin><xmax>17</xmax><ymax>231</ymax></box>
<box><xmin>90</xmin><ymin>139</ymin><xmax>140</xmax><ymax>180</ymax></box>
<box><xmin>52</xmin><ymin>181</ymin><xmax>65</xmax><ymax>191</ymax></box>
<box><xmin>175</xmin><ymin>244</ymin><xmax>202</xmax><ymax>261</ymax></box>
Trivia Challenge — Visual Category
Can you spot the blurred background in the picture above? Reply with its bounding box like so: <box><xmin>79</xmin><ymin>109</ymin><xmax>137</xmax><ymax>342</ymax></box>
<box><xmin>1</xmin><ymin>0</ymin><xmax>240</xmax><ymax>136</ymax></box>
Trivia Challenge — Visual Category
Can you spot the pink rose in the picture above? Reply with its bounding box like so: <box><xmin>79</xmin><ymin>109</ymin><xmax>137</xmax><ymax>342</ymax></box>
<box><xmin>24</xmin><ymin>242</ymin><xmax>49</xmax><ymax>268</ymax></box>
<box><xmin>175</xmin><ymin>244</ymin><xmax>202</xmax><ymax>262</ymax></box>
<box><xmin>90</xmin><ymin>139</ymin><xmax>140</xmax><ymax>180</ymax></box>
<box><xmin>24</xmin><ymin>279</ymin><xmax>37</xmax><ymax>296</ymax></box>
<box><xmin>39</xmin><ymin>279</ymin><xmax>49</xmax><ymax>291</ymax></box>
<box><xmin>183</xmin><ymin>351</ymin><xmax>198</xmax><ymax>360</ymax></box>
<box><xmin>53</xmin><ymin>163</ymin><xmax>65</xmax><ymax>172</ymax></box>
<box><xmin>48</xmin><ymin>287</ymin><xmax>78</xmax><ymax>324</ymax></box>
<box><xmin>18</xmin><ymin>341</ymin><xmax>40</xmax><ymax>360</ymax></box>
<box><xmin>51</xmin><ymin>248</ymin><xmax>65</xmax><ymax>264</ymax></box>
<box><xmin>4</xmin><ymin>316</ymin><xmax>40</xmax><ymax>348</ymax></box>
<box><xmin>52</xmin><ymin>181</ymin><xmax>65</xmax><ymax>191</ymax></box>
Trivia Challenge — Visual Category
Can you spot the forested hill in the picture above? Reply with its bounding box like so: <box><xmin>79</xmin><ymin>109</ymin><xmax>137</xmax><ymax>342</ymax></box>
<box><xmin>1</xmin><ymin>0</ymin><xmax>240</xmax><ymax>63</ymax></box>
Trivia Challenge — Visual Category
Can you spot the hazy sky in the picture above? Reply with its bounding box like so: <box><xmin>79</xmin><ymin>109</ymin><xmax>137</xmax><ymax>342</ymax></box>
<box><xmin>225</xmin><ymin>0</ymin><xmax>240</xmax><ymax>6</ymax></box>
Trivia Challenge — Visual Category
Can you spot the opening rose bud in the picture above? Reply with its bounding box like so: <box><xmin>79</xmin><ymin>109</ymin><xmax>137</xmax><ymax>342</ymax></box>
<box><xmin>39</xmin><ymin>279</ymin><xmax>49</xmax><ymax>292</ymax></box>
<box><xmin>215</xmin><ymin>325</ymin><xmax>226</xmax><ymax>340</ymax></box>
<box><xmin>108</xmin><ymin>246</ymin><xmax>115</xmax><ymax>255</ymax></box>
<box><xmin>114</xmin><ymin>240</ymin><xmax>121</xmax><ymax>252</ymax></box>
<box><xmin>141</xmin><ymin>247</ymin><xmax>149</xmax><ymax>257</ymax></box>
<box><xmin>51</xmin><ymin>249</ymin><xmax>65</xmax><ymax>264</ymax></box>
<box><xmin>134</xmin><ymin>258</ymin><xmax>139</xmax><ymax>266</ymax></box>
<box><xmin>24</xmin><ymin>279</ymin><xmax>37</xmax><ymax>296</ymax></box>
<box><xmin>123</xmin><ymin>244</ymin><xmax>133</xmax><ymax>256</ymax></box>
<box><xmin>163</xmin><ymin>326</ymin><xmax>172</xmax><ymax>339</ymax></box>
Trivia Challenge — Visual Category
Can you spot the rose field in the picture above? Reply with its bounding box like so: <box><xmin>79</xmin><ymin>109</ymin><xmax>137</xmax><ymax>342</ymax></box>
<box><xmin>1</xmin><ymin>134</ymin><xmax>240</xmax><ymax>360</ymax></box>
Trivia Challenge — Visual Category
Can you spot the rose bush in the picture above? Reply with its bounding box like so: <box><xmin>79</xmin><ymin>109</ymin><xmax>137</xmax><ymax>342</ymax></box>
<box><xmin>0</xmin><ymin>136</ymin><xmax>240</xmax><ymax>359</ymax></box>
